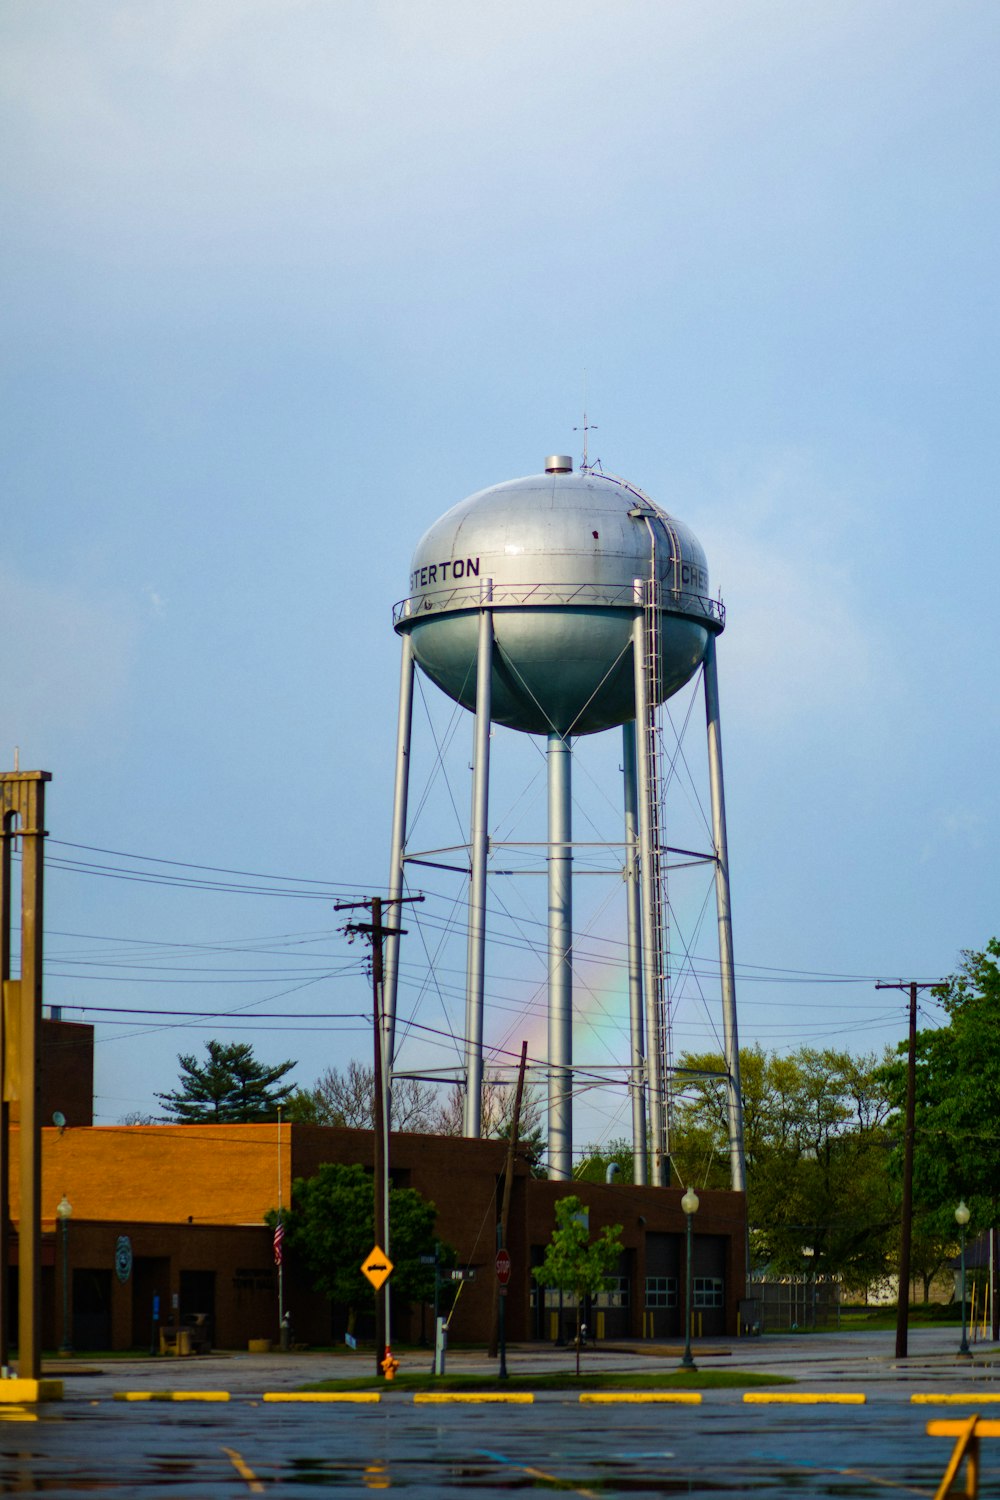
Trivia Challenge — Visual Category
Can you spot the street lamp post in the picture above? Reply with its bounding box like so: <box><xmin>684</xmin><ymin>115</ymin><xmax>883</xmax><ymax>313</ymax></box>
<box><xmin>956</xmin><ymin>1200</ymin><xmax>971</xmax><ymax>1358</ymax></box>
<box><xmin>680</xmin><ymin>1186</ymin><xmax>700</xmax><ymax>1371</ymax></box>
<box><xmin>55</xmin><ymin>1195</ymin><xmax>72</xmax><ymax>1356</ymax></box>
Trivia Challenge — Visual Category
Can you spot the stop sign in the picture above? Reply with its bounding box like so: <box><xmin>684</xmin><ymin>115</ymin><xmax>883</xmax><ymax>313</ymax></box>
<box><xmin>495</xmin><ymin>1248</ymin><xmax>512</xmax><ymax>1285</ymax></box>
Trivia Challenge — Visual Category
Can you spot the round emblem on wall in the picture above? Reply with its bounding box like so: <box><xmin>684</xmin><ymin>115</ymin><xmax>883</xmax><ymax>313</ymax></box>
<box><xmin>115</xmin><ymin>1235</ymin><xmax>133</xmax><ymax>1284</ymax></box>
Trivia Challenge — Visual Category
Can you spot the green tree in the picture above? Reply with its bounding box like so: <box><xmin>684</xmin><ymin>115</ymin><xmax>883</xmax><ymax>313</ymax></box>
<box><xmin>574</xmin><ymin>1137</ymin><xmax>635</xmax><ymax>1185</ymax></box>
<box><xmin>883</xmin><ymin>940</ymin><xmax>1000</xmax><ymax>1243</ymax></box>
<box><xmin>531</xmin><ymin>1195</ymin><xmax>622</xmax><ymax>1374</ymax></box>
<box><xmin>156</xmin><ymin>1040</ymin><xmax>296</xmax><ymax>1123</ymax></box>
<box><xmin>274</xmin><ymin>1162</ymin><xmax>448</xmax><ymax>1336</ymax></box>
<box><xmin>672</xmin><ymin>1045</ymin><xmax>896</xmax><ymax>1290</ymax></box>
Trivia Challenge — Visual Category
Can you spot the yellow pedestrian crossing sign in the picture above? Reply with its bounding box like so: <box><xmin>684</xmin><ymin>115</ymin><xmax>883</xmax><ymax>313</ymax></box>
<box><xmin>362</xmin><ymin>1245</ymin><xmax>393</xmax><ymax>1291</ymax></box>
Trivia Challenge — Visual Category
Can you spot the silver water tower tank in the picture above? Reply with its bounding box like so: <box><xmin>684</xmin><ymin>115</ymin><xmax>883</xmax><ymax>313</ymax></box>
<box><xmin>383</xmin><ymin>456</ymin><xmax>744</xmax><ymax>1193</ymax></box>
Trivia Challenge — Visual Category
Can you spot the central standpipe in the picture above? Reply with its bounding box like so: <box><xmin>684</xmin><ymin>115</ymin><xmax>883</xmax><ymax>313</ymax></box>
<box><xmin>463</xmin><ymin>584</ymin><xmax>493</xmax><ymax>1138</ymax></box>
<box><xmin>547</xmin><ymin>734</ymin><xmax>573</xmax><ymax>1180</ymax></box>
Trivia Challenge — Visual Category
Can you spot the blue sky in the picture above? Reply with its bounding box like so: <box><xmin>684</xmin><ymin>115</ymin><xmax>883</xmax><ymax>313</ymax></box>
<box><xmin>2</xmin><ymin>2</ymin><xmax>997</xmax><ymax>1158</ymax></box>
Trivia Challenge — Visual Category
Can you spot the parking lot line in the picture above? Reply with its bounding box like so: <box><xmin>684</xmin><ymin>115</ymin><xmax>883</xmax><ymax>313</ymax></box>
<box><xmin>579</xmin><ymin>1392</ymin><xmax>702</xmax><ymax>1404</ymax></box>
<box><xmin>743</xmin><ymin>1392</ymin><xmax>866</xmax><ymax>1405</ymax></box>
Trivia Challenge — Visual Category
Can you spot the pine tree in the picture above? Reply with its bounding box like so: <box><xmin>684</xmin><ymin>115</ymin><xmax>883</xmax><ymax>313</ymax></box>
<box><xmin>156</xmin><ymin>1040</ymin><xmax>296</xmax><ymax>1123</ymax></box>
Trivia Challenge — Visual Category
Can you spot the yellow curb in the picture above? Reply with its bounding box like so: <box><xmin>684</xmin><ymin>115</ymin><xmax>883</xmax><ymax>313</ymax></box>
<box><xmin>413</xmin><ymin>1392</ymin><xmax>534</xmax><ymax>1404</ymax></box>
<box><xmin>0</xmin><ymin>1379</ymin><xmax>63</xmax><ymax>1404</ymax></box>
<box><xmin>114</xmin><ymin>1391</ymin><xmax>230</xmax><ymax>1402</ymax></box>
<box><xmin>262</xmin><ymin>1392</ymin><xmax>381</xmax><ymax>1403</ymax></box>
<box><xmin>743</xmin><ymin>1393</ymin><xmax>866</xmax><ymax>1405</ymax></box>
<box><xmin>913</xmin><ymin>1393</ymin><xmax>1000</xmax><ymax>1404</ymax></box>
<box><xmin>579</xmin><ymin>1392</ymin><xmax>702</xmax><ymax>1404</ymax></box>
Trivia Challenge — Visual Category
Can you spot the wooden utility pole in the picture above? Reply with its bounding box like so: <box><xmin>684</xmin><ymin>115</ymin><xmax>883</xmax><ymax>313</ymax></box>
<box><xmin>0</xmin><ymin>771</ymin><xmax>52</xmax><ymax>1383</ymax></box>
<box><xmin>489</xmin><ymin>1041</ymin><xmax>528</xmax><ymax>1360</ymax></box>
<box><xmin>877</xmin><ymin>979</ymin><xmax>942</xmax><ymax>1359</ymax></box>
<box><xmin>335</xmin><ymin>894</ymin><xmax>422</xmax><ymax>1377</ymax></box>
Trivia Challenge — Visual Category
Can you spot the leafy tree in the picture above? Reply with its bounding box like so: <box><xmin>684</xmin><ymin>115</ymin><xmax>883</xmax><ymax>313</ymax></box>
<box><xmin>156</xmin><ymin>1040</ymin><xmax>296</xmax><ymax>1123</ymax></box>
<box><xmin>286</xmin><ymin>1060</ymin><xmax>438</xmax><ymax>1131</ymax></box>
<box><xmin>883</xmin><ymin>941</ymin><xmax>1000</xmax><ymax>1243</ymax></box>
<box><xmin>532</xmin><ymin>1195</ymin><xmax>622</xmax><ymax>1374</ymax></box>
<box><xmin>575</xmin><ymin>1137</ymin><xmax>635</xmax><ymax>1185</ymax></box>
<box><xmin>273</xmin><ymin>1162</ymin><xmax>449</xmax><ymax>1336</ymax></box>
<box><xmin>671</xmin><ymin>1045</ymin><xmax>897</xmax><ymax>1290</ymax></box>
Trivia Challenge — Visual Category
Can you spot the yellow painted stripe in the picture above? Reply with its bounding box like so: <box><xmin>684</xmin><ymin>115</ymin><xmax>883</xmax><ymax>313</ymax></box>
<box><xmin>113</xmin><ymin>1391</ymin><xmax>230</xmax><ymax>1402</ymax></box>
<box><xmin>579</xmin><ymin>1392</ymin><xmax>702</xmax><ymax>1405</ymax></box>
<box><xmin>743</xmin><ymin>1392</ymin><xmax>866</xmax><ymax>1405</ymax></box>
<box><xmin>262</xmin><ymin>1392</ymin><xmax>381</xmax><ymax>1403</ymax></box>
<box><xmin>928</xmin><ymin>1419</ymin><xmax>1000</xmax><ymax>1438</ymax></box>
<box><xmin>913</xmin><ymin>1393</ymin><xmax>1000</xmax><ymax>1404</ymax></box>
<box><xmin>222</xmin><ymin>1445</ymin><xmax>264</xmax><ymax>1494</ymax></box>
<box><xmin>413</xmin><ymin>1392</ymin><xmax>534</xmax><ymax>1404</ymax></box>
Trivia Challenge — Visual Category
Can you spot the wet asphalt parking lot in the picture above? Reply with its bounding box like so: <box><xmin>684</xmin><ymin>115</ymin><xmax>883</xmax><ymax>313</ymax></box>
<box><xmin>1</xmin><ymin>1328</ymin><xmax>997</xmax><ymax>1496</ymax></box>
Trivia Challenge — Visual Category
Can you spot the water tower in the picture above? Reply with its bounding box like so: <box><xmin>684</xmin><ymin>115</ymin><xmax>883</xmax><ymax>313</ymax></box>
<box><xmin>382</xmin><ymin>455</ymin><xmax>745</xmax><ymax>1190</ymax></box>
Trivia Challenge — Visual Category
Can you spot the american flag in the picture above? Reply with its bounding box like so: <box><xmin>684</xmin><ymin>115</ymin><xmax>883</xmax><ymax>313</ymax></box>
<box><xmin>273</xmin><ymin>1219</ymin><xmax>285</xmax><ymax>1266</ymax></box>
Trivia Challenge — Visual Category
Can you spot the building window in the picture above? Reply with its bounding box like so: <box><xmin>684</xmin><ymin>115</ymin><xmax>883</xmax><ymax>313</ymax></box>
<box><xmin>694</xmin><ymin>1277</ymin><xmax>724</xmax><ymax>1309</ymax></box>
<box><xmin>594</xmin><ymin>1277</ymin><xmax>630</xmax><ymax>1309</ymax></box>
<box><xmin>645</xmin><ymin>1276</ymin><xmax>677</xmax><ymax>1308</ymax></box>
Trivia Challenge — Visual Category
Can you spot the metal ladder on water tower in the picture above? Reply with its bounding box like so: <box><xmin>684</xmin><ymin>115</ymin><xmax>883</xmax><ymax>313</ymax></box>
<box><xmin>639</xmin><ymin>575</ymin><xmax>673</xmax><ymax>1162</ymax></box>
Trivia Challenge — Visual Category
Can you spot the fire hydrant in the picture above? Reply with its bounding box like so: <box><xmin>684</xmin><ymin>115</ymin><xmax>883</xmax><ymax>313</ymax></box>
<box><xmin>380</xmin><ymin>1348</ymin><xmax>399</xmax><ymax>1381</ymax></box>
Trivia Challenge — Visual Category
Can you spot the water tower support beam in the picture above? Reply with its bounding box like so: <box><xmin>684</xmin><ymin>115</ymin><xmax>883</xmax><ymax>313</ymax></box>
<box><xmin>382</xmin><ymin>632</ymin><xmax>415</xmax><ymax>1071</ymax></box>
<box><xmin>703</xmin><ymin>636</ymin><xmax>746</xmax><ymax>1195</ymax></box>
<box><xmin>622</xmin><ymin>720</ymin><xmax>648</xmax><ymax>1186</ymax></box>
<box><xmin>547</xmin><ymin>732</ymin><xmax>573</xmax><ymax>1180</ymax></box>
<box><xmin>463</xmin><ymin>587</ymin><xmax>493</xmax><ymax>1138</ymax></box>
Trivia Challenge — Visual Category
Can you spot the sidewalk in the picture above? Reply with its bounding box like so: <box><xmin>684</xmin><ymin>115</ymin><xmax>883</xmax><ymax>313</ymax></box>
<box><xmin>45</xmin><ymin>1327</ymin><xmax>1000</xmax><ymax>1401</ymax></box>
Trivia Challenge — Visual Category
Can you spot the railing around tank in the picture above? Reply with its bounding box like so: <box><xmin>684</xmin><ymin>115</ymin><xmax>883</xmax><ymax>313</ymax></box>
<box><xmin>392</xmin><ymin>581</ymin><xmax>725</xmax><ymax>628</ymax></box>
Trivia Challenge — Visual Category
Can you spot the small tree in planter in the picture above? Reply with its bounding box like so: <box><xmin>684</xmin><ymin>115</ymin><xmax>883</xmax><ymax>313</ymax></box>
<box><xmin>532</xmin><ymin>1195</ymin><xmax>623</xmax><ymax>1375</ymax></box>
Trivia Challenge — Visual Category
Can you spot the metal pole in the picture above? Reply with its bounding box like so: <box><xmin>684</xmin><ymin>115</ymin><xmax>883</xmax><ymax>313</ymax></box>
<box><xmin>547</xmin><ymin>732</ymin><xmax>573</xmax><ymax>1181</ymax></box>
<box><xmin>681</xmin><ymin>1206</ymin><xmax>697</xmax><ymax>1370</ymax></box>
<box><xmin>631</xmin><ymin>609</ymin><xmax>666</xmax><ymax>1186</ymax></box>
<box><xmin>60</xmin><ymin>1217</ymin><xmax>71</xmax><ymax>1355</ymax></box>
<box><xmin>383</xmin><ymin>633</ymin><xmax>415</xmax><ymax>1070</ymax></box>
<box><xmin>622</xmin><ymin>721</ymin><xmax>647</xmax><ymax>1186</ymax></box>
<box><xmin>464</xmin><ymin>584</ymin><xmax>493</xmax><ymax>1138</ymax></box>
<box><xmin>703</xmin><ymin>637</ymin><xmax>746</xmax><ymax>1196</ymax></box>
<box><xmin>960</xmin><ymin>1219</ymin><xmax>970</xmax><ymax>1357</ymax></box>
<box><xmin>371</xmin><ymin>897</ymin><xmax>388</xmax><ymax>1376</ymax></box>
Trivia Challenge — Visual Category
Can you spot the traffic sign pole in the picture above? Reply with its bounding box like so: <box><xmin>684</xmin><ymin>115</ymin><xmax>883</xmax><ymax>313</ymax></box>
<box><xmin>496</xmin><ymin>1237</ymin><xmax>510</xmax><ymax>1380</ymax></box>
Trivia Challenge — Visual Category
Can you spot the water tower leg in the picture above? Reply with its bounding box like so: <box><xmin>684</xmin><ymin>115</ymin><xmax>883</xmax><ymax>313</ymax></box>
<box><xmin>382</xmin><ymin>633</ymin><xmax>415</xmax><ymax>1071</ymax></box>
<box><xmin>703</xmin><ymin>636</ymin><xmax>747</xmax><ymax>1195</ymax></box>
<box><xmin>622</xmin><ymin>721</ymin><xmax>648</xmax><ymax>1186</ymax></box>
<box><xmin>547</xmin><ymin>732</ymin><xmax>573</xmax><ymax>1180</ymax></box>
<box><xmin>631</xmin><ymin>618</ymin><xmax>667</xmax><ymax>1187</ymax></box>
<box><xmin>463</xmin><ymin>595</ymin><xmax>493</xmax><ymax>1138</ymax></box>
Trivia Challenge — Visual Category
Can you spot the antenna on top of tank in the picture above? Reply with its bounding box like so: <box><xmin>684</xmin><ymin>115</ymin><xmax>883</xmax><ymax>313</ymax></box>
<box><xmin>574</xmin><ymin>410</ymin><xmax>598</xmax><ymax>472</ymax></box>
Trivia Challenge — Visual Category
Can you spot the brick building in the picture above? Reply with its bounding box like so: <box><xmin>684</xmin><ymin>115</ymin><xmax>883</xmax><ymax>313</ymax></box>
<box><xmin>8</xmin><ymin>1024</ymin><xmax>747</xmax><ymax>1352</ymax></box>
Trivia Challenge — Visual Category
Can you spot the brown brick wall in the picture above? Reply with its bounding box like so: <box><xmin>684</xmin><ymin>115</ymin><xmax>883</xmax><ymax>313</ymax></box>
<box><xmin>9</xmin><ymin>1123</ymin><xmax>746</xmax><ymax>1350</ymax></box>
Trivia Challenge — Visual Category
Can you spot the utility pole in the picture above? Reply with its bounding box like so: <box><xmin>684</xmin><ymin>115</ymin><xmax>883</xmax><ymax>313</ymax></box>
<box><xmin>336</xmin><ymin>894</ymin><xmax>423</xmax><ymax>1378</ymax></box>
<box><xmin>489</xmin><ymin>1040</ymin><xmax>528</xmax><ymax>1363</ymax></box>
<box><xmin>877</xmin><ymin>979</ymin><xmax>943</xmax><ymax>1359</ymax></box>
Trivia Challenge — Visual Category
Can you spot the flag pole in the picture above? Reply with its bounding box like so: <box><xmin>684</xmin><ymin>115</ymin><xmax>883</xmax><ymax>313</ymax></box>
<box><xmin>277</xmin><ymin>1106</ymin><xmax>284</xmax><ymax>1333</ymax></box>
